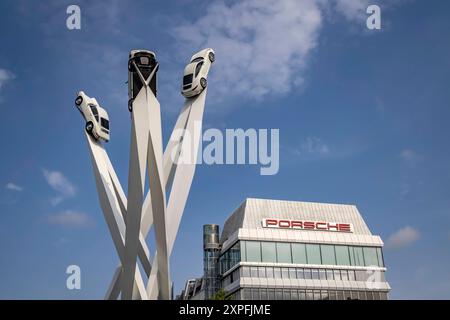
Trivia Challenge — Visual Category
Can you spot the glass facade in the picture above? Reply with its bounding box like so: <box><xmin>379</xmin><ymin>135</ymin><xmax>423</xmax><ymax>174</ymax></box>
<box><xmin>220</xmin><ymin>240</ymin><xmax>385</xmax><ymax>274</ymax></box>
<box><xmin>233</xmin><ymin>287</ymin><xmax>388</xmax><ymax>300</ymax></box>
<box><xmin>217</xmin><ymin>240</ymin><xmax>388</xmax><ymax>301</ymax></box>
<box><xmin>222</xmin><ymin>265</ymin><xmax>386</xmax><ymax>284</ymax></box>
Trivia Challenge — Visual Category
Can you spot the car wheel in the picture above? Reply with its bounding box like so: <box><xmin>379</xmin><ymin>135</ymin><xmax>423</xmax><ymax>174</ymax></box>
<box><xmin>128</xmin><ymin>99</ymin><xmax>133</xmax><ymax>112</ymax></box>
<box><xmin>208</xmin><ymin>52</ymin><xmax>215</xmax><ymax>63</ymax></box>
<box><xmin>85</xmin><ymin>121</ymin><xmax>94</xmax><ymax>135</ymax></box>
<box><xmin>75</xmin><ymin>96</ymin><xmax>83</xmax><ymax>106</ymax></box>
<box><xmin>200</xmin><ymin>77</ymin><xmax>207</xmax><ymax>89</ymax></box>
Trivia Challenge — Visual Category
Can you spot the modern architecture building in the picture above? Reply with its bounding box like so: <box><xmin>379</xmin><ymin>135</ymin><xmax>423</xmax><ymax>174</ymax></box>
<box><xmin>179</xmin><ymin>198</ymin><xmax>390</xmax><ymax>300</ymax></box>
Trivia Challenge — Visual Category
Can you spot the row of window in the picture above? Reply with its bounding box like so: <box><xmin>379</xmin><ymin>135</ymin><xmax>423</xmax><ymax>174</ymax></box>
<box><xmin>222</xmin><ymin>266</ymin><xmax>386</xmax><ymax>287</ymax></box>
<box><xmin>219</xmin><ymin>240</ymin><xmax>384</xmax><ymax>274</ymax></box>
<box><xmin>232</xmin><ymin>288</ymin><xmax>388</xmax><ymax>300</ymax></box>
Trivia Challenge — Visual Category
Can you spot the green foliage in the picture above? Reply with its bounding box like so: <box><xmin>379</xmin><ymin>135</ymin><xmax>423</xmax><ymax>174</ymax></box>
<box><xmin>211</xmin><ymin>288</ymin><xmax>232</xmax><ymax>300</ymax></box>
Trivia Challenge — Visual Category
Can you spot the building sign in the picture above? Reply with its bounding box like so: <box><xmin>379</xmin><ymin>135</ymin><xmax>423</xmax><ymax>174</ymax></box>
<box><xmin>262</xmin><ymin>218</ymin><xmax>353</xmax><ymax>233</ymax></box>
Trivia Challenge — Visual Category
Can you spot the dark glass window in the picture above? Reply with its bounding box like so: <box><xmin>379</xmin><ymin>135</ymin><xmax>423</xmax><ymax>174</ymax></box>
<box><xmin>89</xmin><ymin>105</ymin><xmax>99</xmax><ymax>122</ymax></box>
<box><xmin>195</xmin><ymin>62</ymin><xmax>204</xmax><ymax>77</ymax></box>
<box><xmin>191</xmin><ymin>57</ymin><xmax>204</xmax><ymax>63</ymax></box>
<box><xmin>183</xmin><ymin>74</ymin><xmax>193</xmax><ymax>86</ymax></box>
<box><xmin>101</xmin><ymin>118</ymin><xmax>109</xmax><ymax>130</ymax></box>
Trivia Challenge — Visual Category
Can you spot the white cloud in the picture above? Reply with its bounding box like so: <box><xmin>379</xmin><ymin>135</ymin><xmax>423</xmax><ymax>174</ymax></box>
<box><xmin>0</xmin><ymin>69</ymin><xmax>14</xmax><ymax>89</ymax></box>
<box><xmin>302</xmin><ymin>137</ymin><xmax>330</xmax><ymax>155</ymax></box>
<box><xmin>172</xmin><ymin>0</ymin><xmax>323</xmax><ymax>100</ymax></box>
<box><xmin>42</xmin><ymin>169</ymin><xmax>76</xmax><ymax>205</ymax></box>
<box><xmin>47</xmin><ymin>210</ymin><xmax>94</xmax><ymax>228</ymax></box>
<box><xmin>386</xmin><ymin>226</ymin><xmax>420</xmax><ymax>250</ymax></box>
<box><xmin>329</xmin><ymin>0</ymin><xmax>370</xmax><ymax>22</ymax></box>
<box><xmin>400</xmin><ymin>149</ymin><xmax>423</xmax><ymax>167</ymax></box>
<box><xmin>170</xmin><ymin>0</ymin><xmax>390</xmax><ymax>105</ymax></box>
<box><xmin>5</xmin><ymin>182</ymin><xmax>23</xmax><ymax>192</ymax></box>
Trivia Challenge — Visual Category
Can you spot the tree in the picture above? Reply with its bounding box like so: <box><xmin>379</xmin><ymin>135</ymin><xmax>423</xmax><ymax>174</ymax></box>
<box><xmin>211</xmin><ymin>288</ymin><xmax>231</xmax><ymax>300</ymax></box>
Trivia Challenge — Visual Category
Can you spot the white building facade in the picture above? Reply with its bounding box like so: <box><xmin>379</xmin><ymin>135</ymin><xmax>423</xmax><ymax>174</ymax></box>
<box><xmin>218</xmin><ymin>198</ymin><xmax>390</xmax><ymax>300</ymax></box>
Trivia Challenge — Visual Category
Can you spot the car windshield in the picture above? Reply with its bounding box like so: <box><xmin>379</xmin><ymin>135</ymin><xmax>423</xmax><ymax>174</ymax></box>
<box><xmin>191</xmin><ymin>57</ymin><xmax>204</xmax><ymax>63</ymax></box>
<box><xmin>101</xmin><ymin>118</ymin><xmax>109</xmax><ymax>130</ymax></box>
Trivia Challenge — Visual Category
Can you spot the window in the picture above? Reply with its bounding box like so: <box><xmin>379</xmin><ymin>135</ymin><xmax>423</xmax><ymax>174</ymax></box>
<box><xmin>363</xmin><ymin>247</ymin><xmax>379</xmax><ymax>267</ymax></box>
<box><xmin>313</xmin><ymin>290</ymin><xmax>321</xmax><ymax>300</ymax></box>
<box><xmin>195</xmin><ymin>62</ymin><xmax>204</xmax><ymax>77</ymax></box>
<box><xmin>250</xmin><ymin>267</ymin><xmax>258</xmax><ymax>278</ymax></box>
<box><xmin>252</xmin><ymin>288</ymin><xmax>260</xmax><ymax>300</ymax></box>
<box><xmin>320</xmin><ymin>244</ymin><xmax>336</xmax><ymax>265</ymax></box>
<box><xmin>246</xmin><ymin>241</ymin><xmax>261</xmax><ymax>262</ymax></box>
<box><xmin>276</xmin><ymin>242</ymin><xmax>292</xmax><ymax>263</ymax></box>
<box><xmin>341</xmin><ymin>270</ymin><xmax>349</xmax><ymax>281</ymax></box>
<box><xmin>240</xmin><ymin>241</ymin><xmax>247</xmax><ymax>262</ymax></box>
<box><xmin>291</xmin><ymin>289</ymin><xmax>298</xmax><ymax>300</ymax></box>
<box><xmin>348</xmin><ymin>270</ymin><xmax>356</xmax><ymax>281</ymax></box>
<box><xmin>358</xmin><ymin>291</ymin><xmax>366</xmax><ymax>300</ymax></box>
<box><xmin>268</xmin><ymin>289</ymin><xmax>275</xmax><ymax>300</ymax></box>
<box><xmin>329</xmin><ymin>291</ymin><xmax>337</xmax><ymax>300</ymax></box>
<box><xmin>311</xmin><ymin>269</ymin><xmax>319</xmax><ymax>280</ymax></box>
<box><xmin>258</xmin><ymin>267</ymin><xmax>266</xmax><ymax>278</ymax></box>
<box><xmin>319</xmin><ymin>269</ymin><xmax>327</xmax><ymax>280</ymax></box>
<box><xmin>326</xmin><ymin>269</ymin><xmax>334</xmax><ymax>280</ymax></box>
<box><xmin>266</xmin><ymin>267</ymin><xmax>274</xmax><ymax>278</ymax></box>
<box><xmin>376</xmin><ymin>248</ymin><xmax>384</xmax><ymax>267</ymax></box>
<box><xmin>183</xmin><ymin>74</ymin><xmax>193</xmax><ymax>85</ymax></box>
<box><xmin>334</xmin><ymin>269</ymin><xmax>341</xmax><ymax>281</ymax></box>
<box><xmin>291</xmin><ymin>243</ymin><xmax>307</xmax><ymax>264</ymax></box>
<box><xmin>289</xmin><ymin>268</ymin><xmax>296</xmax><ymax>279</ymax></box>
<box><xmin>261</xmin><ymin>242</ymin><xmax>276</xmax><ymax>263</ymax></box>
<box><xmin>283</xmin><ymin>289</ymin><xmax>291</xmax><ymax>300</ymax></box>
<box><xmin>296</xmin><ymin>268</ymin><xmax>304</xmax><ymax>279</ymax></box>
<box><xmin>89</xmin><ymin>105</ymin><xmax>99</xmax><ymax>122</ymax></box>
<box><xmin>241</xmin><ymin>267</ymin><xmax>250</xmax><ymax>278</ymax></box>
<box><xmin>281</xmin><ymin>268</ymin><xmax>289</xmax><ymax>279</ymax></box>
<box><xmin>304</xmin><ymin>268</ymin><xmax>312</xmax><ymax>280</ymax></box>
<box><xmin>274</xmin><ymin>267</ymin><xmax>281</xmax><ymax>278</ymax></box>
<box><xmin>306</xmin><ymin>244</ymin><xmax>321</xmax><ymax>264</ymax></box>
<box><xmin>335</xmin><ymin>245</ymin><xmax>351</xmax><ymax>266</ymax></box>
<box><xmin>306</xmin><ymin>290</ymin><xmax>314</xmax><ymax>300</ymax></box>
<box><xmin>191</xmin><ymin>57</ymin><xmax>204</xmax><ymax>63</ymax></box>
<box><xmin>299</xmin><ymin>290</ymin><xmax>306</xmax><ymax>300</ymax></box>
<box><xmin>353</xmin><ymin>246</ymin><xmax>365</xmax><ymax>266</ymax></box>
<box><xmin>276</xmin><ymin>289</ymin><xmax>283</xmax><ymax>300</ymax></box>
<box><xmin>101</xmin><ymin>118</ymin><xmax>109</xmax><ymax>130</ymax></box>
<box><xmin>260</xmin><ymin>288</ymin><xmax>267</xmax><ymax>300</ymax></box>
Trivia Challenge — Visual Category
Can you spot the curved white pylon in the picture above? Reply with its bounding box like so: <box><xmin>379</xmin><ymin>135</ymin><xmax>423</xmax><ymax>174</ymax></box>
<box><xmin>84</xmin><ymin>132</ymin><xmax>149</xmax><ymax>300</ymax></box>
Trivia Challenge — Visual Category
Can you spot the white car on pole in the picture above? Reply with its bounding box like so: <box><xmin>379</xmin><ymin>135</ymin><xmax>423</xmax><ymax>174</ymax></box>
<box><xmin>75</xmin><ymin>91</ymin><xmax>110</xmax><ymax>142</ymax></box>
<box><xmin>181</xmin><ymin>48</ymin><xmax>215</xmax><ymax>98</ymax></box>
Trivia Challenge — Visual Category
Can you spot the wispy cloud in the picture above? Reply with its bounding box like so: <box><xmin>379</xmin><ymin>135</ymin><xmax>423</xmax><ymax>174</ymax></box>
<box><xmin>0</xmin><ymin>68</ymin><xmax>15</xmax><ymax>102</ymax></box>
<box><xmin>386</xmin><ymin>226</ymin><xmax>420</xmax><ymax>250</ymax></box>
<box><xmin>47</xmin><ymin>210</ymin><xmax>94</xmax><ymax>228</ymax></box>
<box><xmin>399</xmin><ymin>149</ymin><xmax>423</xmax><ymax>168</ymax></box>
<box><xmin>0</xmin><ymin>68</ymin><xmax>14</xmax><ymax>89</ymax></box>
<box><xmin>5</xmin><ymin>182</ymin><xmax>23</xmax><ymax>192</ymax></box>
<box><xmin>42</xmin><ymin>169</ymin><xmax>76</xmax><ymax>206</ymax></box>
<box><xmin>290</xmin><ymin>136</ymin><xmax>331</xmax><ymax>158</ymax></box>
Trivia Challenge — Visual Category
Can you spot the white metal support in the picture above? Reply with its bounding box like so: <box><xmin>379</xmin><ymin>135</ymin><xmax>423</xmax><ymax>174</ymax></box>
<box><xmin>81</xmin><ymin>49</ymin><xmax>213</xmax><ymax>300</ymax></box>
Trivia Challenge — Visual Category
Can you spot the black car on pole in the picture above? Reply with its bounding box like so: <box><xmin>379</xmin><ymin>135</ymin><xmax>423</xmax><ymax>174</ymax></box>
<box><xmin>128</xmin><ymin>49</ymin><xmax>158</xmax><ymax>112</ymax></box>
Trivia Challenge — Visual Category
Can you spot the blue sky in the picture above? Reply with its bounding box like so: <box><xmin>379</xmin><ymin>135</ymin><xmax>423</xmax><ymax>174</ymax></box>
<box><xmin>1</xmin><ymin>0</ymin><xmax>450</xmax><ymax>299</ymax></box>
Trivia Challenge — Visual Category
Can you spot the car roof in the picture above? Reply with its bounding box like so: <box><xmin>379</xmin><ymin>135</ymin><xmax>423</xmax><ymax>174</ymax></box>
<box><xmin>190</xmin><ymin>48</ymin><xmax>214</xmax><ymax>62</ymax></box>
<box><xmin>130</xmin><ymin>49</ymin><xmax>156</xmax><ymax>58</ymax></box>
